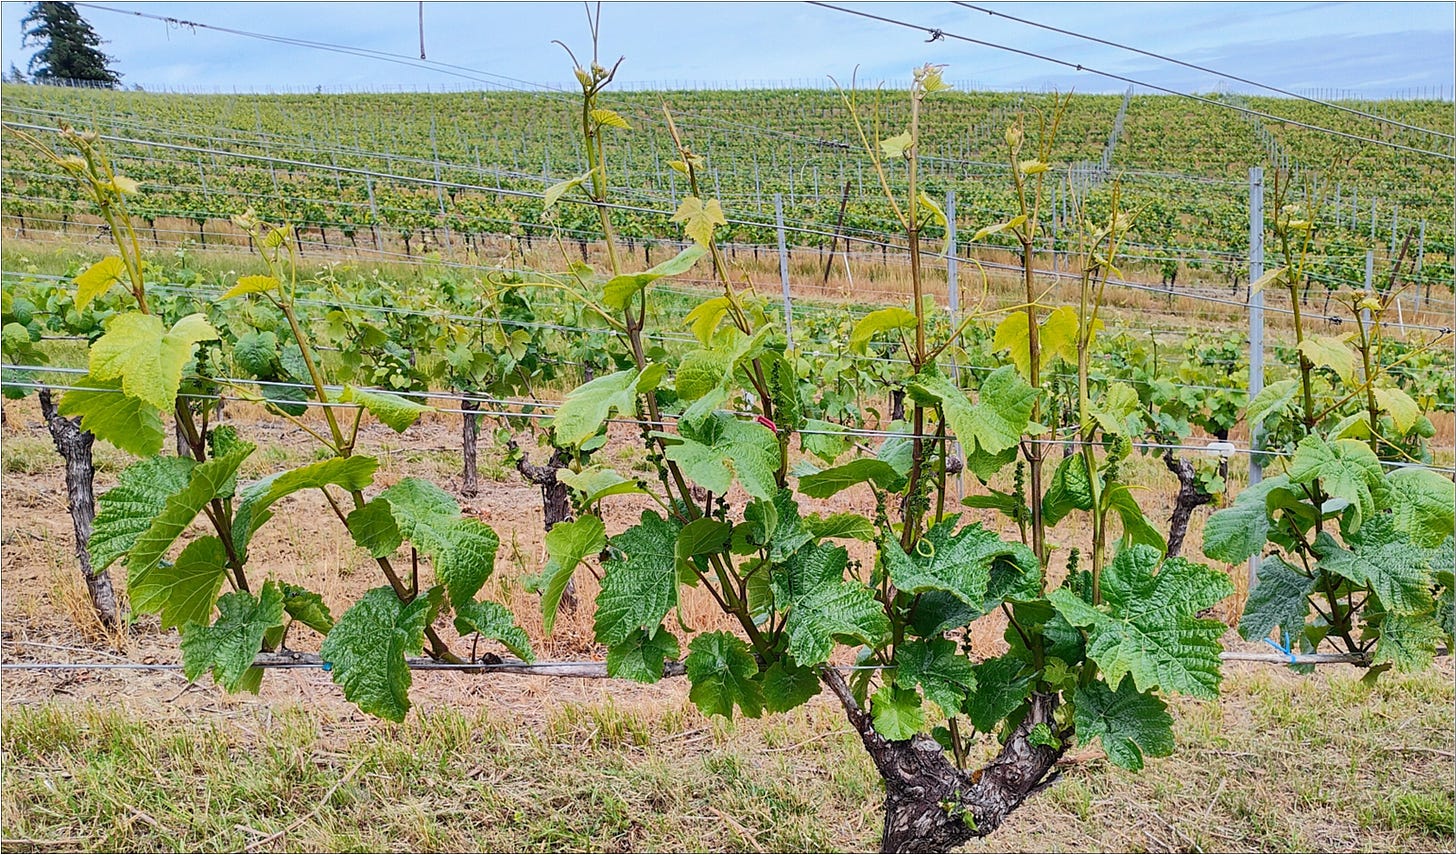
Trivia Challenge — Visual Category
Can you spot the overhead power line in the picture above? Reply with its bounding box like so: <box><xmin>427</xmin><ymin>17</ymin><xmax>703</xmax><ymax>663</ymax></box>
<box><xmin>803</xmin><ymin>1</ymin><xmax>1456</xmax><ymax>161</ymax></box>
<box><xmin>952</xmin><ymin>2</ymin><xmax>1456</xmax><ymax>141</ymax></box>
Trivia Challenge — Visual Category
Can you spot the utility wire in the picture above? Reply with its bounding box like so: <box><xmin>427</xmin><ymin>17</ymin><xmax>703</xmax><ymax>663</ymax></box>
<box><xmin>952</xmin><ymin>2</ymin><xmax>1456</xmax><ymax>141</ymax></box>
<box><xmin>803</xmin><ymin>1</ymin><xmax>1456</xmax><ymax>161</ymax></box>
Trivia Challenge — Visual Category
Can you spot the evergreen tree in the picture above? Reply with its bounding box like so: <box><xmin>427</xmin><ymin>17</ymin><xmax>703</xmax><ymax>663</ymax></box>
<box><xmin>4</xmin><ymin>64</ymin><xmax>27</xmax><ymax>84</ymax></box>
<box><xmin>21</xmin><ymin>2</ymin><xmax>121</xmax><ymax>87</ymax></box>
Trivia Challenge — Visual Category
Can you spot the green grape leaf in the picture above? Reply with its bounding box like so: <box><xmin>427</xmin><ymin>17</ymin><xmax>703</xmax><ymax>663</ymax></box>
<box><xmin>594</xmin><ymin>512</ymin><xmax>681</xmax><ymax>646</ymax></box>
<box><xmin>220</xmin><ymin>274</ymin><xmax>280</xmax><ymax>300</ymax></box>
<box><xmin>551</xmin><ymin>365</ymin><xmax>663</xmax><ymax>448</ymax></box>
<box><xmin>1049</xmin><ymin>545</ymin><xmax>1232</xmax><ymax>699</ymax></box>
<box><xmin>1296</xmin><ymin>335</ymin><xmax>1357</xmax><ymax>384</ymax></box>
<box><xmin>885</xmin><ymin>516</ymin><xmax>1037</xmax><ymax>608</ymax></box>
<box><xmin>1314</xmin><ymin>516</ymin><xmax>1433</xmax><ymax>615</ymax></box>
<box><xmin>281</xmin><ymin>583</ymin><xmax>334</xmax><ymax>635</ymax></box>
<box><xmin>660</xmin><ymin>411</ymin><xmax>780</xmax><ymax>501</ymax></box>
<box><xmin>684</xmin><ymin>296</ymin><xmax>731</xmax><ymax>345</ymax></box>
<box><xmin>232</xmin><ymin>456</ymin><xmax>379</xmax><ymax>557</ymax></box>
<box><xmin>849</xmin><ymin>307</ymin><xmax>916</xmax><ymax>355</ymax></box>
<box><xmin>232</xmin><ymin>331</ymin><xmax>280</xmax><ymax>376</ymax></box>
<box><xmin>1042</xmin><ymin>453</ymin><xmax>1094</xmax><ymax>526</ymax></box>
<box><xmin>539</xmin><ymin>514</ymin><xmax>606</xmax><ymax>635</ymax></box>
<box><xmin>57</xmin><ymin>372</ymin><xmax>166</xmax><ymax>456</ymax></box>
<box><xmin>1090</xmin><ymin>382</ymin><xmax>1142</xmax><ymax>437</ymax></box>
<box><xmin>602</xmin><ymin>245</ymin><xmax>707</xmax><ymax>310</ymax></box>
<box><xmin>1246</xmin><ymin>379</ymin><xmax>1300</xmax><ymax>429</ymax></box>
<box><xmin>180</xmin><ymin>580</ymin><xmax>285</xmax><ymax>693</ymax></box>
<box><xmin>89</xmin><ymin>456</ymin><xmax>196</xmax><ymax>572</ymax></box>
<box><xmin>797</xmin><ymin>458</ymin><xmax>906</xmax><ymax>498</ymax></box>
<box><xmin>878</xmin><ymin>131</ymin><xmax>913</xmax><ymax>159</ymax></box>
<box><xmin>775</xmin><ymin>542</ymin><xmax>888</xmax><ymax>665</ymax></box>
<box><xmin>1073</xmin><ymin>678</ymin><xmax>1174</xmax><ymax>771</ymax></box>
<box><xmin>802</xmin><ymin>418</ymin><xmax>851</xmax><ymax>464</ymax></box>
<box><xmin>993</xmin><ymin>306</ymin><xmax>1082</xmax><ymax>378</ymax></box>
<box><xmin>453</xmin><ymin>599</ymin><xmax>534</xmax><ymax>662</ymax></box>
<box><xmin>1105</xmin><ymin>485</ymin><xmax>1168</xmax><ymax>553</ymax></box>
<box><xmin>964</xmin><ymin>653</ymin><xmax>1033</xmax><ymax>732</ymax></box>
<box><xmin>337</xmin><ymin>385</ymin><xmax>432</xmax><ymax>432</ymax></box>
<box><xmin>73</xmin><ymin>256</ymin><xmax>126</xmax><ymax>310</ymax></box>
<box><xmin>1202</xmin><ymin>476</ymin><xmax>1288</xmax><ymax>564</ymax></box>
<box><xmin>127</xmin><ymin>443</ymin><xmax>255</xmax><ymax>581</ymax></box>
<box><xmin>1289</xmin><ymin>436</ymin><xmax>1382</xmax><ymax>529</ymax></box>
<box><xmin>805</xmin><ymin>512</ymin><xmax>876</xmax><ymax>541</ymax></box>
<box><xmin>346</xmin><ymin>497</ymin><xmax>403</xmax><ymax>558</ymax></box>
<box><xmin>1384</xmin><ymin>467</ymin><xmax>1455</xmax><ymax>547</ymax></box>
<box><xmin>760</xmin><ymin>659</ymin><xmax>822</xmax><ymax>713</ymax></box>
<box><xmin>89</xmin><ymin>312</ymin><xmax>218</xmax><ymax>412</ymax></box>
<box><xmin>870</xmin><ymin>684</ymin><xmax>924</xmax><ymax>740</ymax></box>
<box><xmin>557</xmin><ymin>466</ymin><xmax>647</xmax><ymax>506</ymax></box>
<box><xmin>909</xmin><ymin>365</ymin><xmax>1035</xmax><ymax>457</ymax></box>
<box><xmin>379</xmin><ymin>478</ymin><xmax>499</xmax><ymax>608</ymax></box>
<box><xmin>671</xmin><ymin>196</ymin><xmax>727</xmax><ymax>247</ymax></box>
<box><xmin>320</xmin><ymin>586</ymin><xmax>438</xmax><ymax>722</ymax></box>
<box><xmin>1248</xmin><ymin>265</ymin><xmax>1288</xmax><ymax>294</ymax></box>
<box><xmin>676</xmin><ymin>349</ymin><xmax>733</xmax><ymax>401</ymax></box>
<box><xmin>605</xmin><ymin>627</ymin><xmax>678</xmax><ymax>683</ymax></box>
<box><xmin>1238</xmin><ymin>555</ymin><xmax>1315</xmax><ymax>642</ymax></box>
<box><xmin>1373</xmin><ymin>386</ymin><xmax>1423</xmax><ymax>434</ymax></box>
<box><xmin>685</xmin><ymin>631</ymin><xmax>763</xmax><ymax>719</ymax></box>
<box><xmin>896</xmin><ymin>637</ymin><xmax>976</xmax><ymax>716</ymax></box>
<box><xmin>543</xmin><ymin>171</ymin><xmax>591</xmax><ymax>210</ymax></box>
<box><xmin>1373</xmin><ymin>612</ymin><xmax>1443</xmax><ymax>673</ymax></box>
<box><xmin>130</xmin><ymin>535</ymin><xmax>228</xmax><ymax>631</ymax></box>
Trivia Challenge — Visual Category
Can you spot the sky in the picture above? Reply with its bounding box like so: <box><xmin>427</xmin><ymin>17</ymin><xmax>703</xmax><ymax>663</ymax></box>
<box><xmin>1</xmin><ymin>1</ymin><xmax>1452</xmax><ymax>98</ymax></box>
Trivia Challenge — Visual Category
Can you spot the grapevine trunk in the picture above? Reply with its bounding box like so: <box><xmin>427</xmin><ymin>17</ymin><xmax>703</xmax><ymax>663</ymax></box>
<box><xmin>823</xmin><ymin>671</ymin><xmax>1065</xmax><ymax>853</ymax></box>
<box><xmin>37</xmin><ymin>389</ymin><xmax>118</xmax><ymax>628</ymax></box>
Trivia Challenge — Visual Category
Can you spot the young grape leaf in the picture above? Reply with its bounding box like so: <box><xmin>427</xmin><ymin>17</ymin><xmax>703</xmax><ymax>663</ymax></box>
<box><xmin>551</xmin><ymin>365</ymin><xmax>664</xmax><ymax>448</ymax></box>
<box><xmin>346</xmin><ymin>497</ymin><xmax>403</xmax><ymax>558</ymax></box>
<box><xmin>909</xmin><ymin>365</ymin><xmax>1035</xmax><ymax>457</ymax></box>
<box><xmin>219</xmin><ymin>274</ymin><xmax>280</xmax><ymax>300</ymax></box>
<box><xmin>660</xmin><ymin>411</ymin><xmax>780</xmax><ymax>501</ymax></box>
<box><xmin>605</xmin><ymin>626</ymin><xmax>678</xmax><ymax>683</ymax></box>
<box><xmin>773</xmin><ymin>542</ymin><xmax>888</xmax><ymax>665</ymax></box>
<box><xmin>89</xmin><ymin>456</ymin><xmax>197</xmax><ymax>571</ymax></box>
<box><xmin>1296</xmin><ymin>335</ymin><xmax>1357</xmax><ymax>384</ymax></box>
<box><xmin>337</xmin><ymin>386</ymin><xmax>432</xmax><ymax>432</ymax></box>
<box><xmin>321</xmin><ymin>586</ymin><xmax>439</xmax><ymax>722</ymax></box>
<box><xmin>73</xmin><ymin>256</ymin><xmax>126</xmax><ymax>310</ymax></box>
<box><xmin>760</xmin><ymin>659</ymin><xmax>822</xmax><ymax>713</ymax></box>
<box><xmin>180</xmin><ymin>580</ymin><xmax>285</xmax><ymax>694</ymax></box>
<box><xmin>964</xmin><ymin>653</ymin><xmax>1033</xmax><ymax>732</ymax></box>
<box><xmin>594</xmin><ymin>511</ymin><xmax>681</xmax><ymax>646</ymax></box>
<box><xmin>895</xmin><ymin>637</ymin><xmax>976</xmax><ymax>716</ymax></box>
<box><xmin>878</xmin><ymin>131</ymin><xmax>913</xmax><ymax>159</ymax></box>
<box><xmin>1373</xmin><ymin>386</ymin><xmax>1423</xmax><ymax>434</ymax></box>
<box><xmin>870</xmin><ymin>684</ymin><xmax>924</xmax><ymax>740</ymax></box>
<box><xmin>1372</xmin><ymin>612</ymin><xmax>1443</xmax><ymax>673</ymax></box>
<box><xmin>1073</xmin><ymin>678</ymin><xmax>1174</xmax><ymax>771</ymax></box>
<box><xmin>232</xmin><ymin>455</ymin><xmax>380</xmax><ymax>556</ymax></box>
<box><xmin>685</xmin><ymin>631</ymin><xmax>763</xmax><ymax>719</ymax></box>
<box><xmin>281</xmin><ymin>583</ymin><xmax>334</xmax><ymax>635</ymax></box>
<box><xmin>543</xmin><ymin>171</ymin><xmax>591</xmax><ymax>209</ymax></box>
<box><xmin>602</xmin><ymin>245</ymin><xmax>707</xmax><ymax>310</ymax></box>
<box><xmin>539</xmin><ymin>514</ymin><xmax>607</xmax><ymax>635</ymax></box>
<box><xmin>671</xmin><ymin>196</ymin><xmax>727</xmax><ymax>247</ymax></box>
<box><xmin>1384</xmin><ymin>467</ymin><xmax>1455</xmax><ymax>547</ymax></box>
<box><xmin>130</xmin><ymin>535</ymin><xmax>229</xmax><ymax>631</ymax></box>
<box><xmin>379</xmin><ymin>478</ymin><xmax>499</xmax><ymax>608</ymax></box>
<box><xmin>1202</xmin><ymin>476</ymin><xmax>1288</xmax><ymax>564</ymax></box>
<box><xmin>127</xmin><ymin>443</ymin><xmax>255</xmax><ymax>581</ymax></box>
<box><xmin>89</xmin><ymin>312</ymin><xmax>218</xmax><ymax>412</ymax></box>
<box><xmin>684</xmin><ymin>296</ymin><xmax>732</xmax><ymax>345</ymax></box>
<box><xmin>1049</xmin><ymin>545</ymin><xmax>1232</xmax><ymax>699</ymax></box>
<box><xmin>453</xmin><ymin>599</ymin><xmax>534</xmax><ymax>662</ymax></box>
<box><xmin>1289</xmin><ymin>436</ymin><xmax>1383</xmax><ymax>529</ymax></box>
<box><xmin>1314</xmin><ymin>515</ymin><xmax>1433</xmax><ymax>615</ymax></box>
<box><xmin>1245</xmin><ymin>379</ymin><xmax>1300</xmax><ymax>430</ymax></box>
<box><xmin>797</xmin><ymin>458</ymin><xmax>906</xmax><ymax>498</ymax></box>
<box><xmin>885</xmin><ymin>516</ymin><xmax>1038</xmax><ymax>608</ymax></box>
<box><xmin>993</xmin><ymin>306</ymin><xmax>1081</xmax><ymax>378</ymax></box>
<box><xmin>557</xmin><ymin>466</ymin><xmax>647</xmax><ymax>506</ymax></box>
<box><xmin>56</xmin><ymin>373</ymin><xmax>166</xmax><ymax>456</ymax></box>
<box><xmin>1238</xmin><ymin>555</ymin><xmax>1315</xmax><ymax>642</ymax></box>
<box><xmin>849</xmin><ymin>307</ymin><xmax>916</xmax><ymax>355</ymax></box>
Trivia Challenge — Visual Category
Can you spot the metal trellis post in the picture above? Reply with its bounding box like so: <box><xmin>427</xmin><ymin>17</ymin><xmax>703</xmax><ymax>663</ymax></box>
<box><xmin>1247</xmin><ymin>167</ymin><xmax>1265</xmax><ymax>589</ymax></box>
<box><xmin>775</xmin><ymin>194</ymin><xmax>793</xmax><ymax>350</ymax></box>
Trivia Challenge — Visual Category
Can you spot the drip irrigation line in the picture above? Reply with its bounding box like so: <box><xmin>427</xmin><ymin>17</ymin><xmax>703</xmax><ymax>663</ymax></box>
<box><xmin>803</xmin><ymin>2</ymin><xmax>1456</xmax><ymax>161</ymax></box>
<box><xmin>953</xmin><ymin>2</ymin><xmax>1456</xmax><ymax>140</ymax></box>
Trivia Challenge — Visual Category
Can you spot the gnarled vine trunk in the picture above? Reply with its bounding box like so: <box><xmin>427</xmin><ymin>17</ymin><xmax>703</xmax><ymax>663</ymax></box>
<box><xmin>823</xmin><ymin>670</ymin><xmax>1065</xmax><ymax>853</ymax></box>
<box><xmin>38</xmin><ymin>389</ymin><xmax>118</xmax><ymax>629</ymax></box>
<box><xmin>510</xmin><ymin>439</ymin><xmax>576</xmax><ymax>610</ymax></box>
<box><xmin>1163</xmin><ymin>450</ymin><xmax>1213</xmax><ymax>558</ymax></box>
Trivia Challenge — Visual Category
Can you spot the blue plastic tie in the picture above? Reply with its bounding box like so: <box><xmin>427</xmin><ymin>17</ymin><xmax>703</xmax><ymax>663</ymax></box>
<box><xmin>1262</xmin><ymin>635</ymin><xmax>1298</xmax><ymax>664</ymax></box>
<box><xmin>321</xmin><ymin>662</ymin><xmax>333</xmax><ymax>672</ymax></box>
